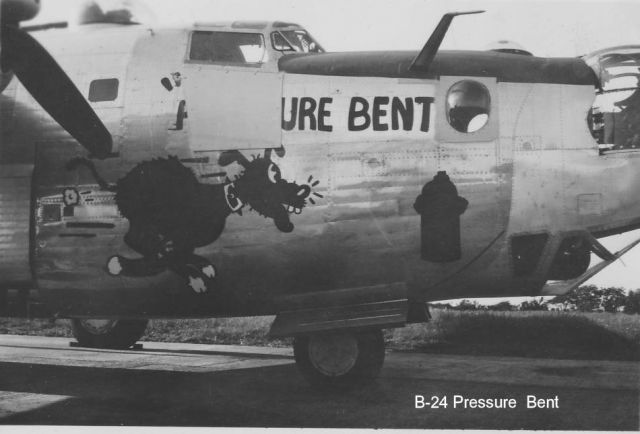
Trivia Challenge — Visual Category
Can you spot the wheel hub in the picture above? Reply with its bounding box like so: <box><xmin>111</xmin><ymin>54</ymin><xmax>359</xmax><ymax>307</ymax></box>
<box><xmin>307</xmin><ymin>333</ymin><xmax>358</xmax><ymax>377</ymax></box>
<box><xmin>79</xmin><ymin>319</ymin><xmax>118</xmax><ymax>335</ymax></box>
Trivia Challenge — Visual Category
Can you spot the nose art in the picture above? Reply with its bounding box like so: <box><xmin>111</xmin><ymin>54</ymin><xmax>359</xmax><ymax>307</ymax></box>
<box><xmin>297</xmin><ymin>185</ymin><xmax>311</xmax><ymax>198</ymax></box>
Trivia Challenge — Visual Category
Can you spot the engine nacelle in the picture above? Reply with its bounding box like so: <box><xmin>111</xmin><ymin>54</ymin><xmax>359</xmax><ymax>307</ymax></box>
<box><xmin>1</xmin><ymin>0</ymin><xmax>41</xmax><ymax>24</ymax></box>
<box><xmin>1</xmin><ymin>0</ymin><xmax>40</xmax><ymax>88</ymax></box>
<box><xmin>75</xmin><ymin>0</ymin><xmax>155</xmax><ymax>26</ymax></box>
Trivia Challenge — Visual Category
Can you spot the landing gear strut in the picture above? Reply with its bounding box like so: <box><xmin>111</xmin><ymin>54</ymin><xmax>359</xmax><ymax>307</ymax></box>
<box><xmin>293</xmin><ymin>329</ymin><xmax>385</xmax><ymax>387</ymax></box>
<box><xmin>70</xmin><ymin>318</ymin><xmax>148</xmax><ymax>349</ymax></box>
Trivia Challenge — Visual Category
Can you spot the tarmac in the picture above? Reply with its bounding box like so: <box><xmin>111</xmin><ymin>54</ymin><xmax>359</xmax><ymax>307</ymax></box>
<box><xmin>0</xmin><ymin>334</ymin><xmax>638</xmax><ymax>429</ymax></box>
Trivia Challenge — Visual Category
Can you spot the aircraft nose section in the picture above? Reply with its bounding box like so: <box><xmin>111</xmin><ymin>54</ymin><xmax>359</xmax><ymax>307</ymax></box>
<box><xmin>585</xmin><ymin>46</ymin><xmax>640</xmax><ymax>152</ymax></box>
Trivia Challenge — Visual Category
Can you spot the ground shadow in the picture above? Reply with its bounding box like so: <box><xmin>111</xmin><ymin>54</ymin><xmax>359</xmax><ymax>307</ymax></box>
<box><xmin>0</xmin><ymin>360</ymin><xmax>637</xmax><ymax>429</ymax></box>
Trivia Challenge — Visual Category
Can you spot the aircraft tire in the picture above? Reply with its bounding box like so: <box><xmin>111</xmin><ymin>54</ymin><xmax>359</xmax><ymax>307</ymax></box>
<box><xmin>70</xmin><ymin>318</ymin><xmax>148</xmax><ymax>349</ymax></box>
<box><xmin>293</xmin><ymin>329</ymin><xmax>385</xmax><ymax>388</ymax></box>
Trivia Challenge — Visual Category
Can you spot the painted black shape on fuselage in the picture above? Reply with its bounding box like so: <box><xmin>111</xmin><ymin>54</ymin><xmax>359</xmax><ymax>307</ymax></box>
<box><xmin>67</xmin><ymin>150</ymin><xmax>314</xmax><ymax>294</ymax></box>
<box><xmin>414</xmin><ymin>171</ymin><xmax>468</xmax><ymax>262</ymax></box>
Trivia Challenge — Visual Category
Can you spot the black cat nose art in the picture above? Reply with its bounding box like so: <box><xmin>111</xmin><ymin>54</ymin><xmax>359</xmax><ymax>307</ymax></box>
<box><xmin>267</xmin><ymin>163</ymin><xmax>281</xmax><ymax>184</ymax></box>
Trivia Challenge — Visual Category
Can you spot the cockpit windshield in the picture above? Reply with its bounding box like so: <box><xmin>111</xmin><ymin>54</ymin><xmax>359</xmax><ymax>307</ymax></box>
<box><xmin>271</xmin><ymin>29</ymin><xmax>324</xmax><ymax>54</ymax></box>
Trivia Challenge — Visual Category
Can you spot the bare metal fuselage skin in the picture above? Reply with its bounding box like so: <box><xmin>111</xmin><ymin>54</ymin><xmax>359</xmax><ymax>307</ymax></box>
<box><xmin>1</xmin><ymin>23</ymin><xmax>638</xmax><ymax>318</ymax></box>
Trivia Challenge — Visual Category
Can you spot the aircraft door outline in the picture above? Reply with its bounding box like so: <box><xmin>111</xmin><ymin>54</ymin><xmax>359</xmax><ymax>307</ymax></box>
<box><xmin>409</xmin><ymin>75</ymin><xmax>509</xmax><ymax>298</ymax></box>
<box><xmin>182</xmin><ymin>29</ymin><xmax>283</xmax><ymax>152</ymax></box>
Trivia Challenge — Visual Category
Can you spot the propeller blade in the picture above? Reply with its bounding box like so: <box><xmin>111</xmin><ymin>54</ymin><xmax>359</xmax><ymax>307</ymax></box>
<box><xmin>1</xmin><ymin>24</ymin><xmax>113</xmax><ymax>159</ymax></box>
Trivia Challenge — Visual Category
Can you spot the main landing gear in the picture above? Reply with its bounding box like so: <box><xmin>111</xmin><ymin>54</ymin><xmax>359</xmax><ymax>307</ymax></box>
<box><xmin>293</xmin><ymin>329</ymin><xmax>385</xmax><ymax>387</ymax></box>
<box><xmin>69</xmin><ymin>318</ymin><xmax>387</xmax><ymax>387</ymax></box>
<box><xmin>70</xmin><ymin>318</ymin><xmax>148</xmax><ymax>349</ymax></box>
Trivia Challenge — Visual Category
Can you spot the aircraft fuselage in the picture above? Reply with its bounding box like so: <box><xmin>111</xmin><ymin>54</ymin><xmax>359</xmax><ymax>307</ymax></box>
<box><xmin>1</xmin><ymin>21</ymin><xmax>638</xmax><ymax>319</ymax></box>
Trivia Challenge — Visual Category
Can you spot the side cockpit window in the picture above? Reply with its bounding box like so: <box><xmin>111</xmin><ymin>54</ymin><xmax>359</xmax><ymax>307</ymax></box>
<box><xmin>446</xmin><ymin>80</ymin><xmax>491</xmax><ymax>133</ymax></box>
<box><xmin>88</xmin><ymin>78</ymin><xmax>119</xmax><ymax>102</ymax></box>
<box><xmin>189</xmin><ymin>31</ymin><xmax>266</xmax><ymax>64</ymax></box>
<box><xmin>271</xmin><ymin>29</ymin><xmax>323</xmax><ymax>53</ymax></box>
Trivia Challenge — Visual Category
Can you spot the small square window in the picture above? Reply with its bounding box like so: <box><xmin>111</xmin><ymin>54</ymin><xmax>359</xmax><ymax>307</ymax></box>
<box><xmin>88</xmin><ymin>78</ymin><xmax>119</xmax><ymax>102</ymax></box>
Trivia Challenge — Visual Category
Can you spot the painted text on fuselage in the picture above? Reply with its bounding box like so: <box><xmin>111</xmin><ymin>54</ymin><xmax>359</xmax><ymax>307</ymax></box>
<box><xmin>282</xmin><ymin>96</ymin><xmax>434</xmax><ymax>133</ymax></box>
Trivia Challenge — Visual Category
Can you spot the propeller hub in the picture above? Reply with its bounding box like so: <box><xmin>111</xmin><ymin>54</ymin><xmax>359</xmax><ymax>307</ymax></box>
<box><xmin>1</xmin><ymin>0</ymin><xmax>41</xmax><ymax>24</ymax></box>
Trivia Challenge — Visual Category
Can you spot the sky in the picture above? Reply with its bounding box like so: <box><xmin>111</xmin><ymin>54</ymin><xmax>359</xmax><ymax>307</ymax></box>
<box><xmin>32</xmin><ymin>0</ymin><xmax>640</xmax><ymax>56</ymax></box>
<box><xmin>28</xmin><ymin>0</ymin><xmax>640</xmax><ymax>290</ymax></box>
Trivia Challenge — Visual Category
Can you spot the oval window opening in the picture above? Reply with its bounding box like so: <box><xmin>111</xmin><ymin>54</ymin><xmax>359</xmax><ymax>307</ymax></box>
<box><xmin>446</xmin><ymin>80</ymin><xmax>491</xmax><ymax>133</ymax></box>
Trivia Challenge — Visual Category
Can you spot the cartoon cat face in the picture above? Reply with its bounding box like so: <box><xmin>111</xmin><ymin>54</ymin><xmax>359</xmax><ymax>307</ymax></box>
<box><xmin>231</xmin><ymin>154</ymin><xmax>311</xmax><ymax>233</ymax></box>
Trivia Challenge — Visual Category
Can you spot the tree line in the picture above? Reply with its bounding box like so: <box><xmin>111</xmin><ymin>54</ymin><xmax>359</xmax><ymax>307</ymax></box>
<box><xmin>430</xmin><ymin>286</ymin><xmax>640</xmax><ymax>313</ymax></box>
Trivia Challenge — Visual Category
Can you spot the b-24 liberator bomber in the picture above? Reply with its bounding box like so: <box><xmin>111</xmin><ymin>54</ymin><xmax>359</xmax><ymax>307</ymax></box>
<box><xmin>1</xmin><ymin>0</ymin><xmax>639</xmax><ymax>386</ymax></box>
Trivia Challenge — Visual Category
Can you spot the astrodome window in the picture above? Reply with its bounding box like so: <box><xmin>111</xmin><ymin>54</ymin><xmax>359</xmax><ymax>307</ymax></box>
<box><xmin>446</xmin><ymin>80</ymin><xmax>491</xmax><ymax>133</ymax></box>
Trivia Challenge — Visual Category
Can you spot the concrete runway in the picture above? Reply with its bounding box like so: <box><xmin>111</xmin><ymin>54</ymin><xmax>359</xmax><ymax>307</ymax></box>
<box><xmin>0</xmin><ymin>334</ymin><xmax>638</xmax><ymax>429</ymax></box>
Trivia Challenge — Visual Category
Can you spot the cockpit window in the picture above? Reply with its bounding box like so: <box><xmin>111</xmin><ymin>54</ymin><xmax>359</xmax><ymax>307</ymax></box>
<box><xmin>446</xmin><ymin>80</ymin><xmax>491</xmax><ymax>133</ymax></box>
<box><xmin>189</xmin><ymin>31</ymin><xmax>266</xmax><ymax>64</ymax></box>
<box><xmin>271</xmin><ymin>30</ymin><xmax>323</xmax><ymax>53</ymax></box>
